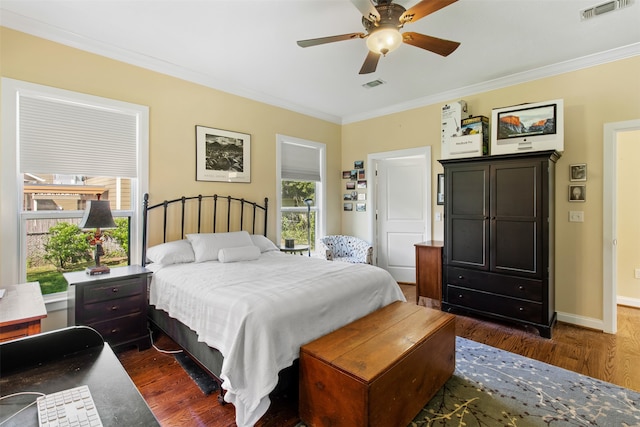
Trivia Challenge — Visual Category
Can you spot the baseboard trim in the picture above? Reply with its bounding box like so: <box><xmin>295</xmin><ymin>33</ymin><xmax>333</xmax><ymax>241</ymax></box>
<box><xmin>617</xmin><ymin>296</ymin><xmax>640</xmax><ymax>308</ymax></box>
<box><xmin>556</xmin><ymin>311</ymin><xmax>604</xmax><ymax>331</ymax></box>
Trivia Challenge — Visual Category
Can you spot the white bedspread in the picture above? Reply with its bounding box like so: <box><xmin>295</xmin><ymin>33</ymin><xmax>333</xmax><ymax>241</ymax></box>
<box><xmin>149</xmin><ymin>251</ymin><xmax>405</xmax><ymax>427</ymax></box>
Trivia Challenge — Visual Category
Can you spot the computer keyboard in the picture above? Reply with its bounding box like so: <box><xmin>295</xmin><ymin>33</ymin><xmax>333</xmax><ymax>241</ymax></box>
<box><xmin>36</xmin><ymin>385</ymin><xmax>103</xmax><ymax>427</ymax></box>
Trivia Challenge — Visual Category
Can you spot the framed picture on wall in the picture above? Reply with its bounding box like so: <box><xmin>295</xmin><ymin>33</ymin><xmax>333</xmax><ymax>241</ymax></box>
<box><xmin>437</xmin><ymin>174</ymin><xmax>445</xmax><ymax>205</ymax></box>
<box><xmin>570</xmin><ymin>164</ymin><xmax>587</xmax><ymax>181</ymax></box>
<box><xmin>344</xmin><ymin>202</ymin><xmax>353</xmax><ymax>211</ymax></box>
<box><xmin>569</xmin><ymin>184</ymin><xmax>586</xmax><ymax>202</ymax></box>
<box><xmin>346</xmin><ymin>181</ymin><xmax>356</xmax><ymax>190</ymax></box>
<box><xmin>196</xmin><ymin>125</ymin><xmax>250</xmax><ymax>182</ymax></box>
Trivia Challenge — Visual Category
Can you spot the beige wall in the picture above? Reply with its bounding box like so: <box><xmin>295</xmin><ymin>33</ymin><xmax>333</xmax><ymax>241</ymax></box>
<box><xmin>2</xmin><ymin>26</ymin><xmax>639</xmax><ymax>323</ymax></box>
<box><xmin>342</xmin><ymin>56</ymin><xmax>640</xmax><ymax>320</ymax></box>
<box><xmin>0</xmin><ymin>27</ymin><xmax>342</xmax><ymax>244</ymax></box>
<box><xmin>617</xmin><ymin>130</ymin><xmax>640</xmax><ymax>301</ymax></box>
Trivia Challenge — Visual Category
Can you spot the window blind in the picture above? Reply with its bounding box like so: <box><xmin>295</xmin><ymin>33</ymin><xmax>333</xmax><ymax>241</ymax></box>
<box><xmin>19</xmin><ymin>94</ymin><xmax>138</xmax><ymax>178</ymax></box>
<box><xmin>281</xmin><ymin>142</ymin><xmax>321</xmax><ymax>181</ymax></box>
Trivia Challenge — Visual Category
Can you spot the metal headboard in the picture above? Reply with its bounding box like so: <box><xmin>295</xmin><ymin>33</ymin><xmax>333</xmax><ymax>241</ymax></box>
<box><xmin>141</xmin><ymin>193</ymin><xmax>268</xmax><ymax>266</ymax></box>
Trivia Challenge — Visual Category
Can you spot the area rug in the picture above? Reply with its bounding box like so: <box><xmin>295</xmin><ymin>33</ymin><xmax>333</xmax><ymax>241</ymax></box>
<box><xmin>174</xmin><ymin>352</ymin><xmax>218</xmax><ymax>395</ymax></box>
<box><xmin>411</xmin><ymin>337</ymin><xmax>640</xmax><ymax>426</ymax></box>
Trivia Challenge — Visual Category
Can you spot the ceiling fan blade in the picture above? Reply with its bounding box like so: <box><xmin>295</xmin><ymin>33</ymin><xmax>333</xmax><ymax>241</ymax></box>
<box><xmin>359</xmin><ymin>51</ymin><xmax>381</xmax><ymax>74</ymax></box>
<box><xmin>400</xmin><ymin>0</ymin><xmax>458</xmax><ymax>23</ymax></box>
<box><xmin>350</xmin><ymin>0</ymin><xmax>380</xmax><ymax>22</ymax></box>
<box><xmin>402</xmin><ymin>32</ymin><xmax>460</xmax><ymax>57</ymax></box>
<box><xmin>297</xmin><ymin>32</ymin><xmax>365</xmax><ymax>48</ymax></box>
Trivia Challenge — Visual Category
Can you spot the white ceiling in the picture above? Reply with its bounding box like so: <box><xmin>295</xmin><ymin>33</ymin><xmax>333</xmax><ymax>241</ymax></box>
<box><xmin>1</xmin><ymin>0</ymin><xmax>639</xmax><ymax>124</ymax></box>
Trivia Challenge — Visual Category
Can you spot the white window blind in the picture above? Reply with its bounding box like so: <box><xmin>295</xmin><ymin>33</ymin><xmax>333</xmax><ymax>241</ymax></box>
<box><xmin>281</xmin><ymin>142</ymin><xmax>321</xmax><ymax>181</ymax></box>
<box><xmin>19</xmin><ymin>94</ymin><xmax>138</xmax><ymax>178</ymax></box>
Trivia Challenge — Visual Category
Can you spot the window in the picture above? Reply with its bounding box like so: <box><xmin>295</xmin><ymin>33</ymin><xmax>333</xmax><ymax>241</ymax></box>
<box><xmin>1</xmin><ymin>78</ymin><xmax>148</xmax><ymax>294</ymax></box>
<box><xmin>276</xmin><ymin>135</ymin><xmax>325</xmax><ymax>254</ymax></box>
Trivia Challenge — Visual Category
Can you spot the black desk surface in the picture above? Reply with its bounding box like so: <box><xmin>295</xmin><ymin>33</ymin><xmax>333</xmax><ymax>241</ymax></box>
<box><xmin>0</xmin><ymin>326</ymin><xmax>159</xmax><ymax>426</ymax></box>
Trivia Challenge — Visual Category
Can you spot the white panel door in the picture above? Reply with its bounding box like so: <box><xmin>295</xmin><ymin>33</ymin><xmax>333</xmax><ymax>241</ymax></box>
<box><xmin>376</xmin><ymin>155</ymin><xmax>428</xmax><ymax>283</ymax></box>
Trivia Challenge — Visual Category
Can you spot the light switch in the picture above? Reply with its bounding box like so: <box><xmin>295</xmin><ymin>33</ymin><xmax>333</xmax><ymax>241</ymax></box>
<box><xmin>435</xmin><ymin>212</ymin><xmax>442</xmax><ymax>221</ymax></box>
<box><xmin>569</xmin><ymin>211</ymin><xmax>584</xmax><ymax>222</ymax></box>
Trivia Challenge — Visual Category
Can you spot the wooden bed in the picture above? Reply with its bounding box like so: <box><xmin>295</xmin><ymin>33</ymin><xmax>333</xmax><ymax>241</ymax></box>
<box><xmin>141</xmin><ymin>193</ymin><xmax>405</xmax><ymax>427</ymax></box>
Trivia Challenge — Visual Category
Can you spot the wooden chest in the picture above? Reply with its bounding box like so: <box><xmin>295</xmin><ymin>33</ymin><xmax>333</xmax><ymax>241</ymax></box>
<box><xmin>299</xmin><ymin>302</ymin><xmax>455</xmax><ymax>427</ymax></box>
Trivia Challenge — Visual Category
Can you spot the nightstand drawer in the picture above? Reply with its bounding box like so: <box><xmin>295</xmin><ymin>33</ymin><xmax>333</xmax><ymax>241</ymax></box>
<box><xmin>88</xmin><ymin>313</ymin><xmax>147</xmax><ymax>344</ymax></box>
<box><xmin>83</xmin><ymin>278</ymin><xmax>143</xmax><ymax>304</ymax></box>
<box><xmin>80</xmin><ymin>295</ymin><xmax>144</xmax><ymax>323</ymax></box>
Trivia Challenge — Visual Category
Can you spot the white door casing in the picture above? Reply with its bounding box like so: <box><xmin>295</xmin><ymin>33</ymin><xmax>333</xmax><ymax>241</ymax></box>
<box><xmin>369</xmin><ymin>147</ymin><xmax>431</xmax><ymax>283</ymax></box>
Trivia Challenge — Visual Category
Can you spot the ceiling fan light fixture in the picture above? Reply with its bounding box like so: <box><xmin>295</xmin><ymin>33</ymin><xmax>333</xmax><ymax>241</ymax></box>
<box><xmin>366</xmin><ymin>27</ymin><xmax>402</xmax><ymax>56</ymax></box>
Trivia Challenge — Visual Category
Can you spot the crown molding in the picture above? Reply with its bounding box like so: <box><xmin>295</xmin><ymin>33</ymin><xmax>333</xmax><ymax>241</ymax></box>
<box><xmin>342</xmin><ymin>43</ymin><xmax>640</xmax><ymax>124</ymax></box>
<box><xmin>2</xmin><ymin>10</ymin><xmax>637</xmax><ymax>126</ymax></box>
<box><xmin>0</xmin><ymin>11</ymin><xmax>342</xmax><ymax>124</ymax></box>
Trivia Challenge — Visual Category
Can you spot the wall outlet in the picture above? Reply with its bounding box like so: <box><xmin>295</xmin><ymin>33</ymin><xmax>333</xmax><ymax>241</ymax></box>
<box><xmin>635</xmin><ymin>268</ymin><xmax>640</xmax><ymax>279</ymax></box>
<box><xmin>569</xmin><ymin>211</ymin><xmax>584</xmax><ymax>222</ymax></box>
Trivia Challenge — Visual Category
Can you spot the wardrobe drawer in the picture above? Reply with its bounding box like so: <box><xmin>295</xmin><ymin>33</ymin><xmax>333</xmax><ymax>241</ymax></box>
<box><xmin>446</xmin><ymin>285</ymin><xmax>543</xmax><ymax>324</ymax></box>
<box><xmin>445</xmin><ymin>267</ymin><xmax>542</xmax><ymax>302</ymax></box>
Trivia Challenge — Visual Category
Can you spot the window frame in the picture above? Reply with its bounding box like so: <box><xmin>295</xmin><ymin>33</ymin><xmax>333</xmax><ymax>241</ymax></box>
<box><xmin>1</xmin><ymin>78</ymin><xmax>149</xmax><ymax>288</ymax></box>
<box><xmin>275</xmin><ymin>134</ymin><xmax>326</xmax><ymax>252</ymax></box>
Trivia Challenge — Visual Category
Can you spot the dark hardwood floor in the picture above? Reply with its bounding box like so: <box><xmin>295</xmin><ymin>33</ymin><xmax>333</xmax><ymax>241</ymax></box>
<box><xmin>116</xmin><ymin>284</ymin><xmax>640</xmax><ymax>426</ymax></box>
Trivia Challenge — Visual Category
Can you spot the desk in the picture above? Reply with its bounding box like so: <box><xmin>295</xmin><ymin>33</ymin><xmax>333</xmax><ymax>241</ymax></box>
<box><xmin>0</xmin><ymin>326</ymin><xmax>159</xmax><ymax>426</ymax></box>
<box><xmin>0</xmin><ymin>282</ymin><xmax>47</xmax><ymax>342</ymax></box>
<box><xmin>279</xmin><ymin>245</ymin><xmax>310</xmax><ymax>255</ymax></box>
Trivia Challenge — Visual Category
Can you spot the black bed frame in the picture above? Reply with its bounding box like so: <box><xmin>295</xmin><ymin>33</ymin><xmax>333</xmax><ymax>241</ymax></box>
<box><xmin>141</xmin><ymin>193</ymin><xmax>269</xmax><ymax>403</ymax></box>
<box><xmin>141</xmin><ymin>193</ymin><xmax>268</xmax><ymax>267</ymax></box>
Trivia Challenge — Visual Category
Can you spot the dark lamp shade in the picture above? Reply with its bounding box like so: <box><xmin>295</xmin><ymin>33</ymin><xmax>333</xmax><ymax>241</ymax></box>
<box><xmin>79</xmin><ymin>200</ymin><xmax>116</xmax><ymax>229</ymax></box>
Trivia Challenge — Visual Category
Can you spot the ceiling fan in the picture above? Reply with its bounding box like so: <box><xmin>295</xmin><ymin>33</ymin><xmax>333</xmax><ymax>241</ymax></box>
<box><xmin>297</xmin><ymin>0</ymin><xmax>460</xmax><ymax>74</ymax></box>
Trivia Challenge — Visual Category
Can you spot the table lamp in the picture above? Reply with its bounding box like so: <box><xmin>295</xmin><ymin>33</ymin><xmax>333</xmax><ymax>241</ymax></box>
<box><xmin>79</xmin><ymin>196</ymin><xmax>116</xmax><ymax>275</ymax></box>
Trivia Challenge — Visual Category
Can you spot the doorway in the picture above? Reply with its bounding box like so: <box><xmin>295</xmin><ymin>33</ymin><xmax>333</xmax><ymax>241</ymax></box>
<box><xmin>603</xmin><ymin>119</ymin><xmax>640</xmax><ymax>334</ymax></box>
<box><xmin>368</xmin><ymin>147</ymin><xmax>431</xmax><ymax>283</ymax></box>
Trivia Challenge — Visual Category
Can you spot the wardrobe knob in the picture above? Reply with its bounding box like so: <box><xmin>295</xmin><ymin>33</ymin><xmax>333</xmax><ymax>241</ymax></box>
<box><xmin>518</xmin><ymin>285</ymin><xmax>525</xmax><ymax>291</ymax></box>
<box><xmin>458</xmin><ymin>275</ymin><xmax>464</xmax><ymax>280</ymax></box>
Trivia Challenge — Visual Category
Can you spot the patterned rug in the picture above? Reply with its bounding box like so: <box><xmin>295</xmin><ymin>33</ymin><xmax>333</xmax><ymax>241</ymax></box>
<box><xmin>411</xmin><ymin>337</ymin><xmax>640</xmax><ymax>426</ymax></box>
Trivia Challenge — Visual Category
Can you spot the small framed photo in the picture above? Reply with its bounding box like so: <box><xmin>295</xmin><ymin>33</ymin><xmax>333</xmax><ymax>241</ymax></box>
<box><xmin>356</xmin><ymin>203</ymin><xmax>366</xmax><ymax>212</ymax></box>
<box><xmin>350</xmin><ymin>170</ymin><xmax>358</xmax><ymax>180</ymax></box>
<box><xmin>437</xmin><ymin>173</ymin><xmax>444</xmax><ymax>205</ymax></box>
<box><xmin>358</xmin><ymin>169</ymin><xmax>366</xmax><ymax>180</ymax></box>
<box><xmin>346</xmin><ymin>181</ymin><xmax>356</xmax><ymax>190</ymax></box>
<box><xmin>357</xmin><ymin>180</ymin><xmax>367</xmax><ymax>189</ymax></box>
<box><xmin>196</xmin><ymin>125</ymin><xmax>250</xmax><ymax>182</ymax></box>
<box><xmin>342</xmin><ymin>170</ymin><xmax>351</xmax><ymax>179</ymax></box>
<box><xmin>344</xmin><ymin>202</ymin><xmax>353</xmax><ymax>211</ymax></box>
<box><xmin>570</xmin><ymin>164</ymin><xmax>587</xmax><ymax>181</ymax></box>
<box><xmin>569</xmin><ymin>184</ymin><xmax>586</xmax><ymax>202</ymax></box>
<box><xmin>343</xmin><ymin>193</ymin><xmax>353</xmax><ymax>200</ymax></box>
<box><xmin>354</xmin><ymin>160</ymin><xmax>364</xmax><ymax>169</ymax></box>
<box><xmin>357</xmin><ymin>193</ymin><xmax>366</xmax><ymax>201</ymax></box>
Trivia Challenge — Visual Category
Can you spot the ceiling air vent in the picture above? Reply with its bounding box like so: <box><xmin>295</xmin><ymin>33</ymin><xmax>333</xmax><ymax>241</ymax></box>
<box><xmin>580</xmin><ymin>0</ymin><xmax>634</xmax><ymax>20</ymax></box>
<box><xmin>362</xmin><ymin>79</ymin><xmax>386</xmax><ymax>89</ymax></box>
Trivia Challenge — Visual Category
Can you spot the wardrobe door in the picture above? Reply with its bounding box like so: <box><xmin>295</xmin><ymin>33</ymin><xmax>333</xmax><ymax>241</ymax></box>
<box><xmin>490</xmin><ymin>160</ymin><xmax>543</xmax><ymax>278</ymax></box>
<box><xmin>445</xmin><ymin>165</ymin><xmax>490</xmax><ymax>270</ymax></box>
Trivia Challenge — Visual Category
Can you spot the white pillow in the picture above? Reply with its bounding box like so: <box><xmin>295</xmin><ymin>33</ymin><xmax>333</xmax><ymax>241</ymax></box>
<box><xmin>250</xmin><ymin>234</ymin><xmax>279</xmax><ymax>253</ymax></box>
<box><xmin>186</xmin><ymin>231</ymin><xmax>253</xmax><ymax>262</ymax></box>
<box><xmin>218</xmin><ymin>245</ymin><xmax>261</xmax><ymax>263</ymax></box>
<box><xmin>146</xmin><ymin>240</ymin><xmax>195</xmax><ymax>265</ymax></box>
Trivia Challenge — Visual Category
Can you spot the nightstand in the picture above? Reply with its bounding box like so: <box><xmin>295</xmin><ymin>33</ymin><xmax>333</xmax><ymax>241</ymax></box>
<box><xmin>279</xmin><ymin>245</ymin><xmax>309</xmax><ymax>255</ymax></box>
<box><xmin>64</xmin><ymin>265</ymin><xmax>151</xmax><ymax>350</ymax></box>
<box><xmin>0</xmin><ymin>282</ymin><xmax>47</xmax><ymax>343</ymax></box>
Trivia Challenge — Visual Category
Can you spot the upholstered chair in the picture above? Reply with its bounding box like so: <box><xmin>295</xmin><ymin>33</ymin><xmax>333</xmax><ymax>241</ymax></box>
<box><xmin>319</xmin><ymin>235</ymin><xmax>373</xmax><ymax>265</ymax></box>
